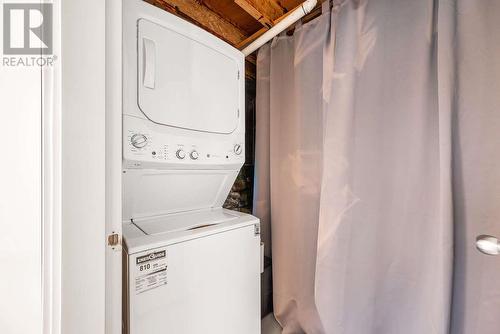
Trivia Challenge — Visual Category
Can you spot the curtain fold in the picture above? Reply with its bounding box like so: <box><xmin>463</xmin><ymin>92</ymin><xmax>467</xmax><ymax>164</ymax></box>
<box><xmin>316</xmin><ymin>1</ymin><xmax>453</xmax><ymax>332</ymax></box>
<box><xmin>256</xmin><ymin>11</ymin><xmax>330</xmax><ymax>334</ymax></box>
<box><xmin>450</xmin><ymin>1</ymin><xmax>500</xmax><ymax>333</ymax></box>
<box><xmin>254</xmin><ymin>1</ymin><xmax>500</xmax><ymax>333</ymax></box>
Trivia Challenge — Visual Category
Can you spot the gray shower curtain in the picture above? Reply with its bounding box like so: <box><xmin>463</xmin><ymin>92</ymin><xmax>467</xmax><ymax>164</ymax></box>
<box><xmin>254</xmin><ymin>1</ymin><xmax>500</xmax><ymax>333</ymax></box>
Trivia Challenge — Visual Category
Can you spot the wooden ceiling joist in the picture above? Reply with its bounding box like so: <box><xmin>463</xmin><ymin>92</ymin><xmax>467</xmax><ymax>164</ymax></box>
<box><xmin>235</xmin><ymin>1</ymin><xmax>310</xmax><ymax>50</ymax></box>
<box><xmin>145</xmin><ymin>0</ymin><xmax>248</xmax><ymax>46</ymax></box>
<box><xmin>241</xmin><ymin>0</ymin><xmax>286</xmax><ymax>21</ymax></box>
<box><xmin>234</xmin><ymin>0</ymin><xmax>274</xmax><ymax>29</ymax></box>
<box><xmin>235</xmin><ymin>27</ymin><xmax>267</xmax><ymax>49</ymax></box>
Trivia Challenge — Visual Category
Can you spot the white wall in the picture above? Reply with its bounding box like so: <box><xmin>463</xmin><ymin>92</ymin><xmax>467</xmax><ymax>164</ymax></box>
<box><xmin>0</xmin><ymin>18</ymin><xmax>43</xmax><ymax>334</ymax></box>
<box><xmin>1</xmin><ymin>1</ymin><xmax>112</xmax><ymax>333</ymax></box>
<box><xmin>61</xmin><ymin>0</ymin><xmax>106</xmax><ymax>333</ymax></box>
<box><xmin>105</xmin><ymin>1</ymin><xmax>123</xmax><ymax>334</ymax></box>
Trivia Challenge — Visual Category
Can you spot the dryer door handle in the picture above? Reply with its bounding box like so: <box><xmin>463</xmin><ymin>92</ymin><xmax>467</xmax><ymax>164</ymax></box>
<box><xmin>142</xmin><ymin>37</ymin><xmax>156</xmax><ymax>89</ymax></box>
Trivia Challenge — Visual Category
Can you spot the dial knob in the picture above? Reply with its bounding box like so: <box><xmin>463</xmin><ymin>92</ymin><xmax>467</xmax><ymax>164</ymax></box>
<box><xmin>131</xmin><ymin>134</ymin><xmax>148</xmax><ymax>148</ymax></box>
<box><xmin>190</xmin><ymin>150</ymin><xmax>199</xmax><ymax>160</ymax></box>
<box><xmin>176</xmin><ymin>149</ymin><xmax>186</xmax><ymax>159</ymax></box>
<box><xmin>234</xmin><ymin>144</ymin><xmax>243</xmax><ymax>155</ymax></box>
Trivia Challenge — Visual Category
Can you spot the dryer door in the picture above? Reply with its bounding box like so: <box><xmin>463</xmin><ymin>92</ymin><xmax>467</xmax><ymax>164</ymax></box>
<box><xmin>137</xmin><ymin>19</ymin><xmax>240</xmax><ymax>134</ymax></box>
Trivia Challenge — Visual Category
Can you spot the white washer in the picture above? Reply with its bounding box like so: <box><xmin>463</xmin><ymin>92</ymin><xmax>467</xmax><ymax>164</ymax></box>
<box><xmin>122</xmin><ymin>1</ymin><xmax>260</xmax><ymax>333</ymax></box>
<box><xmin>123</xmin><ymin>209</ymin><xmax>260</xmax><ymax>334</ymax></box>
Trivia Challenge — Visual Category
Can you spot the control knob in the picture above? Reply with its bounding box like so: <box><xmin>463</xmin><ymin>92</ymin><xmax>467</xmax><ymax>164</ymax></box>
<box><xmin>131</xmin><ymin>134</ymin><xmax>148</xmax><ymax>148</ymax></box>
<box><xmin>176</xmin><ymin>149</ymin><xmax>186</xmax><ymax>159</ymax></box>
<box><xmin>190</xmin><ymin>150</ymin><xmax>199</xmax><ymax>160</ymax></box>
<box><xmin>234</xmin><ymin>144</ymin><xmax>243</xmax><ymax>155</ymax></box>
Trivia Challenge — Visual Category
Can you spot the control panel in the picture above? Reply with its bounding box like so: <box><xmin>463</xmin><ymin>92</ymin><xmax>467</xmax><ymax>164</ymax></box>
<box><xmin>123</xmin><ymin>120</ymin><xmax>244</xmax><ymax>169</ymax></box>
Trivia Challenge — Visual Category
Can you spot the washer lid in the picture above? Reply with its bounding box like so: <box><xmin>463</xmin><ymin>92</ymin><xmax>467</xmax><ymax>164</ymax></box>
<box><xmin>134</xmin><ymin>209</ymin><xmax>239</xmax><ymax>236</ymax></box>
<box><xmin>122</xmin><ymin>169</ymin><xmax>238</xmax><ymax>221</ymax></box>
<box><xmin>123</xmin><ymin>209</ymin><xmax>260</xmax><ymax>254</ymax></box>
<box><xmin>137</xmin><ymin>19</ymin><xmax>240</xmax><ymax>134</ymax></box>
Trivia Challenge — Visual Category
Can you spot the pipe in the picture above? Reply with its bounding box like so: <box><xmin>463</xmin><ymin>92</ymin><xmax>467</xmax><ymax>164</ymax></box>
<box><xmin>242</xmin><ymin>0</ymin><xmax>317</xmax><ymax>56</ymax></box>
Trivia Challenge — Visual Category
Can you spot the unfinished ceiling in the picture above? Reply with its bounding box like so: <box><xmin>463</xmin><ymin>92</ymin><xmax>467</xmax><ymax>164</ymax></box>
<box><xmin>144</xmin><ymin>0</ymin><xmax>320</xmax><ymax>78</ymax></box>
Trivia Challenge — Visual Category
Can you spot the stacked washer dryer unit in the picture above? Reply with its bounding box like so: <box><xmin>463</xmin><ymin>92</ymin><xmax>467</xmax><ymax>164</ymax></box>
<box><xmin>122</xmin><ymin>1</ymin><xmax>261</xmax><ymax>333</ymax></box>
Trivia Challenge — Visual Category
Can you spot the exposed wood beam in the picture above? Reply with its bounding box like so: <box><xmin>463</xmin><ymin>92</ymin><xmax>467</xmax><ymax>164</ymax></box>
<box><xmin>145</xmin><ymin>0</ymin><xmax>248</xmax><ymax>46</ymax></box>
<box><xmin>236</xmin><ymin>27</ymin><xmax>267</xmax><ymax>49</ymax></box>
<box><xmin>234</xmin><ymin>0</ymin><xmax>274</xmax><ymax>29</ymax></box>
<box><xmin>235</xmin><ymin>0</ymin><xmax>320</xmax><ymax>50</ymax></box>
<box><xmin>236</xmin><ymin>1</ymin><xmax>305</xmax><ymax>50</ymax></box>
<box><xmin>244</xmin><ymin>0</ymin><xmax>286</xmax><ymax>21</ymax></box>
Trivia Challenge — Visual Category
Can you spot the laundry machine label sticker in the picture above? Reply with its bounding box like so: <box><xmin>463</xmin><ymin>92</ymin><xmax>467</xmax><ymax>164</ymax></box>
<box><xmin>134</xmin><ymin>249</ymin><xmax>168</xmax><ymax>294</ymax></box>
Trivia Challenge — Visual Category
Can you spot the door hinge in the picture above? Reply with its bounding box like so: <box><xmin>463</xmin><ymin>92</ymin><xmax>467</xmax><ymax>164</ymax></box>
<box><xmin>238</xmin><ymin>70</ymin><xmax>240</xmax><ymax>80</ymax></box>
<box><xmin>108</xmin><ymin>233</ymin><xmax>121</xmax><ymax>248</ymax></box>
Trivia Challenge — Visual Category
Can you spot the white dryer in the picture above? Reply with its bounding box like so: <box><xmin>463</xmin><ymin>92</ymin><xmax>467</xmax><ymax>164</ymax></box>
<box><xmin>122</xmin><ymin>1</ymin><xmax>260</xmax><ymax>333</ymax></box>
